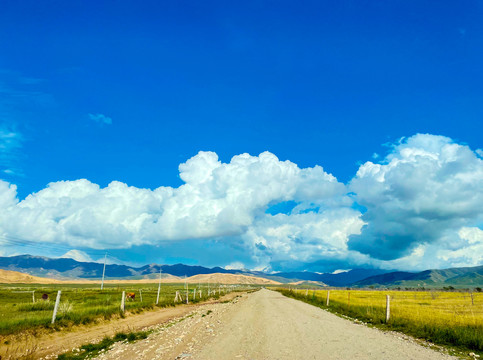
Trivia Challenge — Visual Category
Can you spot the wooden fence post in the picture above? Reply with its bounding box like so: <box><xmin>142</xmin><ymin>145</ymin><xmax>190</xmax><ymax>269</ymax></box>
<box><xmin>385</xmin><ymin>295</ymin><xmax>390</xmax><ymax>323</ymax></box>
<box><xmin>51</xmin><ymin>290</ymin><xmax>61</xmax><ymax>324</ymax></box>
<box><xmin>199</xmin><ymin>290</ymin><xmax>202</xmax><ymax>298</ymax></box>
<box><xmin>139</xmin><ymin>290</ymin><xmax>143</xmax><ymax>302</ymax></box>
<box><xmin>121</xmin><ymin>291</ymin><xmax>125</xmax><ymax>312</ymax></box>
<box><xmin>326</xmin><ymin>290</ymin><xmax>330</xmax><ymax>306</ymax></box>
<box><xmin>32</xmin><ymin>290</ymin><xmax>35</xmax><ymax>303</ymax></box>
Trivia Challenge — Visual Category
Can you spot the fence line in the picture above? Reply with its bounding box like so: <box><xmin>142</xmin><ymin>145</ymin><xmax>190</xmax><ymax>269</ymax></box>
<box><xmin>287</xmin><ymin>288</ymin><xmax>483</xmax><ymax>326</ymax></box>
<box><xmin>283</xmin><ymin>287</ymin><xmax>483</xmax><ymax>352</ymax></box>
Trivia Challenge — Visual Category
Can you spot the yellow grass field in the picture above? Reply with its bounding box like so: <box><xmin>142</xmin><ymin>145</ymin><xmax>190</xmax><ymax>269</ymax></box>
<box><xmin>284</xmin><ymin>288</ymin><xmax>483</xmax><ymax>352</ymax></box>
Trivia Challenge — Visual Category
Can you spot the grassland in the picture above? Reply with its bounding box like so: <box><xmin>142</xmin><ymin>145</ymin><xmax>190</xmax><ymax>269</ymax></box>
<box><xmin>0</xmin><ymin>282</ymin><xmax>244</xmax><ymax>336</ymax></box>
<box><xmin>279</xmin><ymin>288</ymin><xmax>483</xmax><ymax>354</ymax></box>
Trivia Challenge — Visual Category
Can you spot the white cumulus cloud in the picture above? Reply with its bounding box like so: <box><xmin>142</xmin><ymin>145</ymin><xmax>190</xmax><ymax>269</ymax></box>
<box><xmin>88</xmin><ymin>113</ymin><xmax>112</xmax><ymax>125</ymax></box>
<box><xmin>349</xmin><ymin>134</ymin><xmax>483</xmax><ymax>267</ymax></box>
<box><xmin>224</xmin><ymin>261</ymin><xmax>246</xmax><ymax>270</ymax></box>
<box><xmin>0</xmin><ymin>151</ymin><xmax>353</xmax><ymax>268</ymax></box>
<box><xmin>0</xmin><ymin>124</ymin><xmax>23</xmax><ymax>176</ymax></box>
<box><xmin>0</xmin><ymin>134</ymin><xmax>482</xmax><ymax>272</ymax></box>
<box><xmin>60</xmin><ymin>249</ymin><xmax>94</xmax><ymax>263</ymax></box>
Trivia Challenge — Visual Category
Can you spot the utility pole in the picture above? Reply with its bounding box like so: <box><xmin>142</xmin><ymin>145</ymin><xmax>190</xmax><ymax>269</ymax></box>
<box><xmin>156</xmin><ymin>268</ymin><xmax>162</xmax><ymax>304</ymax></box>
<box><xmin>101</xmin><ymin>252</ymin><xmax>107</xmax><ymax>290</ymax></box>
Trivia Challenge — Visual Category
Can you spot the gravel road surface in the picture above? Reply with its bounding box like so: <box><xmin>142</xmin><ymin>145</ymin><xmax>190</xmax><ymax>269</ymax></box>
<box><xmin>94</xmin><ymin>289</ymin><xmax>457</xmax><ymax>360</ymax></box>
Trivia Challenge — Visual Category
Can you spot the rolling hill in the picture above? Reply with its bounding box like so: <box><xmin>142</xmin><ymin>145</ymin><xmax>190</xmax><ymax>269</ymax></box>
<box><xmin>0</xmin><ymin>255</ymin><xmax>238</xmax><ymax>280</ymax></box>
<box><xmin>0</xmin><ymin>268</ymin><xmax>279</xmax><ymax>285</ymax></box>
<box><xmin>274</xmin><ymin>269</ymin><xmax>391</xmax><ymax>286</ymax></box>
<box><xmin>353</xmin><ymin>265</ymin><xmax>483</xmax><ymax>288</ymax></box>
<box><xmin>0</xmin><ymin>269</ymin><xmax>62</xmax><ymax>284</ymax></box>
<box><xmin>183</xmin><ymin>273</ymin><xmax>280</xmax><ymax>285</ymax></box>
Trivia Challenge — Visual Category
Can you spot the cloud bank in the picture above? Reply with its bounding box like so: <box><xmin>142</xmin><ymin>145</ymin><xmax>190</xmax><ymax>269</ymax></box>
<box><xmin>349</xmin><ymin>134</ymin><xmax>483</xmax><ymax>269</ymax></box>
<box><xmin>0</xmin><ymin>134</ymin><xmax>481</xmax><ymax>271</ymax></box>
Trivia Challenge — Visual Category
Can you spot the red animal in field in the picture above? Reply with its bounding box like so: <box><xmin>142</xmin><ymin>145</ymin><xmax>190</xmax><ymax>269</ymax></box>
<box><xmin>126</xmin><ymin>292</ymin><xmax>136</xmax><ymax>301</ymax></box>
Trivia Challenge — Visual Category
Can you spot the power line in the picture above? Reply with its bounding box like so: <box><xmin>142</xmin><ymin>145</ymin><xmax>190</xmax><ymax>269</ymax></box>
<box><xmin>0</xmin><ymin>234</ymin><xmax>108</xmax><ymax>257</ymax></box>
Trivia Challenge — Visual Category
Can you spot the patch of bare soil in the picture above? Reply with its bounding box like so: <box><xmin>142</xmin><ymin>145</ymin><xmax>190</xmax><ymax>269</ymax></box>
<box><xmin>185</xmin><ymin>273</ymin><xmax>280</xmax><ymax>285</ymax></box>
<box><xmin>0</xmin><ymin>269</ymin><xmax>63</xmax><ymax>284</ymax></box>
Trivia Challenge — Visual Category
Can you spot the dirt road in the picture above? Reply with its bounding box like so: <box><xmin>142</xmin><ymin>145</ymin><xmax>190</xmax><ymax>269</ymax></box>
<box><xmin>94</xmin><ymin>289</ymin><xmax>457</xmax><ymax>360</ymax></box>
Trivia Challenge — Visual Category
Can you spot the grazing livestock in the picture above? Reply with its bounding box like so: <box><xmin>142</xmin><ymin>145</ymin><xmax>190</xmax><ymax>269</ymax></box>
<box><xmin>126</xmin><ymin>292</ymin><xmax>136</xmax><ymax>301</ymax></box>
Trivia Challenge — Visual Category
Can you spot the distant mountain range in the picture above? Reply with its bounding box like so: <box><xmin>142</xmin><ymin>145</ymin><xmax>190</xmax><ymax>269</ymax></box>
<box><xmin>0</xmin><ymin>255</ymin><xmax>236</xmax><ymax>279</ymax></box>
<box><xmin>0</xmin><ymin>255</ymin><xmax>388</xmax><ymax>286</ymax></box>
<box><xmin>0</xmin><ymin>255</ymin><xmax>481</xmax><ymax>287</ymax></box>
<box><xmin>274</xmin><ymin>269</ymin><xmax>390</xmax><ymax>287</ymax></box>
<box><xmin>353</xmin><ymin>265</ymin><xmax>483</xmax><ymax>288</ymax></box>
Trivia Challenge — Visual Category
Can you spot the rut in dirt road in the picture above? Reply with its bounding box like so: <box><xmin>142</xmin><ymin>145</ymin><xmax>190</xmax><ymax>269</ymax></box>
<box><xmin>95</xmin><ymin>289</ymin><xmax>457</xmax><ymax>360</ymax></box>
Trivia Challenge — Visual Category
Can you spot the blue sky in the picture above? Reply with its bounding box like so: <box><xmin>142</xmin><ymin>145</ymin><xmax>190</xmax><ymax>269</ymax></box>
<box><xmin>0</xmin><ymin>1</ymin><xmax>482</xmax><ymax>272</ymax></box>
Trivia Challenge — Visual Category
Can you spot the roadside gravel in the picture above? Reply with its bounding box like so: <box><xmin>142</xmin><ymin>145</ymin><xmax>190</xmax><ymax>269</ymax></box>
<box><xmin>94</xmin><ymin>289</ymin><xmax>458</xmax><ymax>360</ymax></box>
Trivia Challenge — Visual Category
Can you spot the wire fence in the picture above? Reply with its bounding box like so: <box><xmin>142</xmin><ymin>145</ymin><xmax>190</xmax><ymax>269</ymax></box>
<box><xmin>281</xmin><ymin>288</ymin><xmax>483</xmax><ymax>351</ymax></box>
<box><xmin>0</xmin><ymin>283</ymin><xmax>250</xmax><ymax>335</ymax></box>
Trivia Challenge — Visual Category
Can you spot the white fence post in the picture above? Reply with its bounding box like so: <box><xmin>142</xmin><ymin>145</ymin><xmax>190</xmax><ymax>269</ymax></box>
<box><xmin>121</xmin><ymin>291</ymin><xmax>125</xmax><ymax>312</ymax></box>
<box><xmin>100</xmin><ymin>252</ymin><xmax>107</xmax><ymax>290</ymax></box>
<box><xmin>156</xmin><ymin>269</ymin><xmax>162</xmax><ymax>305</ymax></box>
<box><xmin>139</xmin><ymin>290</ymin><xmax>143</xmax><ymax>302</ymax></box>
<box><xmin>326</xmin><ymin>290</ymin><xmax>330</xmax><ymax>306</ymax></box>
<box><xmin>385</xmin><ymin>295</ymin><xmax>390</xmax><ymax>323</ymax></box>
<box><xmin>51</xmin><ymin>290</ymin><xmax>61</xmax><ymax>324</ymax></box>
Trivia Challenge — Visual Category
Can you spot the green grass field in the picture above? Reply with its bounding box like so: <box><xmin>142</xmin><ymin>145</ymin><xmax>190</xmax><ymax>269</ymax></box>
<box><xmin>0</xmin><ymin>282</ymin><xmax>245</xmax><ymax>336</ymax></box>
